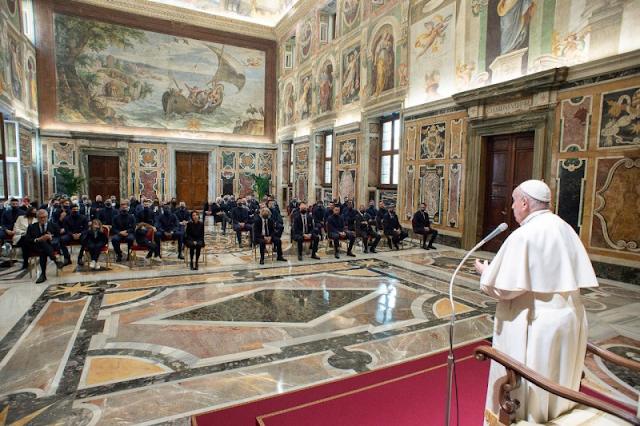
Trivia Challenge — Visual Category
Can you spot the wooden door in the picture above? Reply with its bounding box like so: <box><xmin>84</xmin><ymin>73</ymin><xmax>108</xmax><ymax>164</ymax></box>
<box><xmin>176</xmin><ymin>152</ymin><xmax>208</xmax><ymax>210</ymax></box>
<box><xmin>88</xmin><ymin>156</ymin><xmax>120</xmax><ymax>200</ymax></box>
<box><xmin>482</xmin><ymin>132</ymin><xmax>534</xmax><ymax>252</ymax></box>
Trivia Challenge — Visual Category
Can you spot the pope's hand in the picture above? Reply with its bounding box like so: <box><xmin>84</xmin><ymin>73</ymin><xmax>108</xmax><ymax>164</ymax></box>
<box><xmin>474</xmin><ymin>259</ymin><xmax>489</xmax><ymax>275</ymax></box>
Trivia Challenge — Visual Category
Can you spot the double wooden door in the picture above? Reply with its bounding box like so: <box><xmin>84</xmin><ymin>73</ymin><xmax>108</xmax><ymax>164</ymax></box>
<box><xmin>482</xmin><ymin>132</ymin><xmax>534</xmax><ymax>252</ymax></box>
<box><xmin>176</xmin><ymin>152</ymin><xmax>208</xmax><ymax>210</ymax></box>
<box><xmin>88</xmin><ymin>155</ymin><xmax>120</xmax><ymax>200</ymax></box>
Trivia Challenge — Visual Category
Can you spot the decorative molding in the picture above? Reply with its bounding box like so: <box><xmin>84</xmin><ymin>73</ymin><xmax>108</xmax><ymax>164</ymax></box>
<box><xmin>275</xmin><ymin>0</ymin><xmax>321</xmax><ymax>40</ymax></box>
<box><xmin>335</xmin><ymin>122</ymin><xmax>361</xmax><ymax>136</ymax></box>
<box><xmin>71</xmin><ymin>0</ymin><xmax>278</xmax><ymax>39</ymax></box>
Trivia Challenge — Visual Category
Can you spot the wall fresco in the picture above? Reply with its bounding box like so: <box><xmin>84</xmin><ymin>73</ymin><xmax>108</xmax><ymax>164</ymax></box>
<box><xmin>419</xmin><ymin>121</ymin><xmax>446</xmax><ymax>159</ymax></box>
<box><xmin>338</xmin><ymin>137</ymin><xmax>357</xmax><ymax>165</ymax></box>
<box><xmin>341</xmin><ymin>45</ymin><xmax>361</xmax><ymax>105</ymax></box>
<box><xmin>598</xmin><ymin>87</ymin><xmax>640</xmax><ymax>149</ymax></box>
<box><xmin>53</xmin><ymin>13</ymin><xmax>266</xmax><ymax>135</ymax></box>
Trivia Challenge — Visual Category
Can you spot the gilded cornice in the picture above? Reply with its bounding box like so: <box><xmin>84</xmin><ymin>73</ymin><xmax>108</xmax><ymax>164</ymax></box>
<box><xmin>69</xmin><ymin>0</ymin><xmax>279</xmax><ymax>40</ymax></box>
<box><xmin>274</xmin><ymin>0</ymin><xmax>318</xmax><ymax>40</ymax></box>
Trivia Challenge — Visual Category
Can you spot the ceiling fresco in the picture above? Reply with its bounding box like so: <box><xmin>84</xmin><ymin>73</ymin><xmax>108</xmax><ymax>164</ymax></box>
<box><xmin>148</xmin><ymin>0</ymin><xmax>302</xmax><ymax>27</ymax></box>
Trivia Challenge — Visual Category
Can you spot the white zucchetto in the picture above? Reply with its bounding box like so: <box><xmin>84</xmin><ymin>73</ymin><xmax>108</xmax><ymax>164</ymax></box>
<box><xmin>519</xmin><ymin>180</ymin><xmax>551</xmax><ymax>203</ymax></box>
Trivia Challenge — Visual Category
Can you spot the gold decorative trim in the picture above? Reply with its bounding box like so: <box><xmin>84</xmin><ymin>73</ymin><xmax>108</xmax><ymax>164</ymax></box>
<box><xmin>71</xmin><ymin>0</ymin><xmax>279</xmax><ymax>39</ymax></box>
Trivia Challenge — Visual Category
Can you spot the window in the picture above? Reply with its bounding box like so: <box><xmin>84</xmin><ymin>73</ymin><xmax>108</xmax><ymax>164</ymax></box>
<box><xmin>289</xmin><ymin>145</ymin><xmax>294</xmax><ymax>184</ymax></box>
<box><xmin>318</xmin><ymin>11</ymin><xmax>336</xmax><ymax>44</ymax></box>
<box><xmin>322</xmin><ymin>132</ymin><xmax>333</xmax><ymax>186</ymax></box>
<box><xmin>379</xmin><ymin>116</ymin><xmax>400</xmax><ymax>186</ymax></box>
<box><xmin>21</xmin><ymin>0</ymin><xmax>35</xmax><ymax>43</ymax></box>
<box><xmin>0</xmin><ymin>116</ymin><xmax>8</xmax><ymax>200</ymax></box>
<box><xmin>3</xmin><ymin>121</ymin><xmax>21</xmax><ymax>199</ymax></box>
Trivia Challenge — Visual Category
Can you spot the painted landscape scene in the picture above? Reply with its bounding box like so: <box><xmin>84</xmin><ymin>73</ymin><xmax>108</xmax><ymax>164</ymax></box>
<box><xmin>53</xmin><ymin>13</ymin><xmax>266</xmax><ymax>135</ymax></box>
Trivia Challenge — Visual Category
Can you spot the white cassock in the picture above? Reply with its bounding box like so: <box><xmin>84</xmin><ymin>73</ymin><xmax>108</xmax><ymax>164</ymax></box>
<box><xmin>480</xmin><ymin>210</ymin><xmax>599</xmax><ymax>425</ymax></box>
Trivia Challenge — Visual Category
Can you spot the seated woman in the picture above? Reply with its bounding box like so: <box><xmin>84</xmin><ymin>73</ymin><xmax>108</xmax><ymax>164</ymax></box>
<box><xmin>84</xmin><ymin>219</ymin><xmax>109</xmax><ymax>270</ymax></box>
<box><xmin>185</xmin><ymin>210</ymin><xmax>205</xmax><ymax>270</ymax></box>
<box><xmin>12</xmin><ymin>206</ymin><xmax>37</xmax><ymax>269</ymax></box>
<box><xmin>134</xmin><ymin>222</ymin><xmax>158</xmax><ymax>260</ymax></box>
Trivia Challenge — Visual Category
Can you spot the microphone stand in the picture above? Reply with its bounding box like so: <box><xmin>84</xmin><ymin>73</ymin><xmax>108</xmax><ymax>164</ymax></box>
<box><xmin>444</xmin><ymin>240</ymin><xmax>484</xmax><ymax>426</ymax></box>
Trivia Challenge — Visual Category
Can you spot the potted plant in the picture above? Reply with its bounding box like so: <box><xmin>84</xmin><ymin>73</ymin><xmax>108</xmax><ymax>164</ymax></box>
<box><xmin>57</xmin><ymin>167</ymin><xmax>87</xmax><ymax>196</ymax></box>
<box><xmin>250</xmin><ymin>173</ymin><xmax>271</xmax><ymax>201</ymax></box>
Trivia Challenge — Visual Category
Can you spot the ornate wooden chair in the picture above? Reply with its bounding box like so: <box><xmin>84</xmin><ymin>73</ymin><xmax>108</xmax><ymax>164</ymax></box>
<box><xmin>474</xmin><ymin>343</ymin><xmax>640</xmax><ymax>425</ymax></box>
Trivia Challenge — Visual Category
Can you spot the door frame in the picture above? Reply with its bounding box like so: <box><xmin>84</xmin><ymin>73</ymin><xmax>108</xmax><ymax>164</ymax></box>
<box><xmin>462</xmin><ymin>109</ymin><xmax>554</xmax><ymax>250</ymax></box>
<box><xmin>78</xmin><ymin>146</ymin><xmax>128</xmax><ymax>200</ymax></box>
<box><xmin>167</xmin><ymin>143</ymin><xmax>215</xmax><ymax>202</ymax></box>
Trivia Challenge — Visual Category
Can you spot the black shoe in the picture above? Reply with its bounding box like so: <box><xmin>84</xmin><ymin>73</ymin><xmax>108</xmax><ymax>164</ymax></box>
<box><xmin>63</xmin><ymin>258</ymin><xmax>73</xmax><ymax>267</ymax></box>
<box><xmin>190</xmin><ymin>266</ymin><xmax>195</xmax><ymax>270</ymax></box>
<box><xmin>422</xmin><ymin>245</ymin><xmax>429</xmax><ymax>250</ymax></box>
<box><xmin>146</xmin><ymin>251</ymin><xmax>153</xmax><ymax>259</ymax></box>
<box><xmin>259</xmin><ymin>259</ymin><xmax>265</xmax><ymax>265</ymax></box>
<box><xmin>298</xmin><ymin>255</ymin><xmax>303</xmax><ymax>261</ymax></box>
<box><xmin>346</xmin><ymin>251</ymin><xmax>356</xmax><ymax>257</ymax></box>
<box><xmin>363</xmin><ymin>249</ymin><xmax>368</xmax><ymax>253</ymax></box>
<box><xmin>239</xmin><ymin>243</ymin><xmax>244</xmax><ymax>248</ymax></box>
<box><xmin>277</xmin><ymin>256</ymin><xmax>287</xmax><ymax>262</ymax></box>
<box><xmin>335</xmin><ymin>253</ymin><xmax>340</xmax><ymax>259</ymax></box>
<box><xmin>116</xmin><ymin>254</ymin><xmax>123</xmax><ymax>262</ymax></box>
<box><xmin>178</xmin><ymin>253</ymin><xmax>184</xmax><ymax>260</ymax></box>
<box><xmin>195</xmin><ymin>264</ymin><xmax>199</xmax><ymax>270</ymax></box>
<box><xmin>36</xmin><ymin>274</ymin><xmax>47</xmax><ymax>283</ymax></box>
<box><xmin>427</xmin><ymin>245</ymin><xmax>436</xmax><ymax>250</ymax></box>
<box><xmin>370</xmin><ymin>248</ymin><xmax>377</xmax><ymax>253</ymax></box>
<box><xmin>311</xmin><ymin>254</ymin><xmax>320</xmax><ymax>260</ymax></box>
<box><xmin>56</xmin><ymin>260</ymin><xmax>65</xmax><ymax>270</ymax></box>
<box><xmin>394</xmin><ymin>245</ymin><xmax>400</xmax><ymax>250</ymax></box>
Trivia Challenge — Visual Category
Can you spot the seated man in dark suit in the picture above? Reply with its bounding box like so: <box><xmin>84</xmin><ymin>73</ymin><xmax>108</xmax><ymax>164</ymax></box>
<box><xmin>412</xmin><ymin>202</ymin><xmax>438</xmax><ymax>250</ymax></box>
<box><xmin>155</xmin><ymin>206</ymin><xmax>184</xmax><ymax>259</ymax></box>
<box><xmin>383</xmin><ymin>205</ymin><xmax>408</xmax><ymax>250</ymax></box>
<box><xmin>376</xmin><ymin>201</ymin><xmax>387</xmax><ymax>231</ymax></box>
<box><xmin>175</xmin><ymin>201</ymin><xmax>191</xmax><ymax>231</ymax></box>
<box><xmin>0</xmin><ymin>198</ymin><xmax>25</xmax><ymax>241</ymax></box>
<box><xmin>136</xmin><ymin>199</ymin><xmax>156</xmax><ymax>225</ymax></box>
<box><xmin>253</xmin><ymin>207</ymin><xmax>286</xmax><ymax>265</ymax></box>
<box><xmin>112</xmin><ymin>202</ymin><xmax>137</xmax><ymax>262</ymax></box>
<box><xmin>366</xmin><ymin>200</ymin><xmax>378</xmax><ymax>220</ymax></box>
<box><xmin>267</xmin><ymin>199</ymin><xmax>284</xmax><ymax>238</ymax></box>
<box><xmin>292</xmin><ymin>203</ymin><xmax>320</xmax><ymax>261</ymax></box>
<box><xmin>61</xmin><ymin>203</ymin><xmax>89</xmax><ymax>265</ymax></box>
<box><xmin>312</xmin><ymin>200</ymin><xmax>325</xmax><ymax>239</ymax></box>
<box><xmin>97</xmin><ymin>201</ymin><xmax>117</xmax><ymax>229</ymax></box>
<box><xmin>231</xmin><ymin>198</ymin><xmax>253</xmax><ymax>248</ymax></box>
<box><xmin>27</xmin><ymin>209</ymin><xmax>64</xmax><ymax>283</ymax></box>
<box><xmin>327</xmin><ymin>206</ymin><xmax>356</xmax><ymax>259</ymax></box>
<box><xmin>353</xmin><ymin>205</ymin><xmax>381</xmax><ymax>253</ymax></box>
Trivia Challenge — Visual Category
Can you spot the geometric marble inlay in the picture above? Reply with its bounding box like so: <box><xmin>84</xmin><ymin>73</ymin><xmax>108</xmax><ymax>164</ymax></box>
<box><xmin>433</xmin><ymin>298</ymin><xmax>474</xmax><ymax>318</ymax></box>
<box><xmin>166</xmin><ymin>289</ymin><xmax>374</xmax><ymax>324</ymax></box>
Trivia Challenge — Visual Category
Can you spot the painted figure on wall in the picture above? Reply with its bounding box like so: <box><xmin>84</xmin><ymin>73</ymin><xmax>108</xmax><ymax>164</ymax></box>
<box><xmin>342</xmin><ymin>46</ymin><xmax>360</xmax><ymax>104</ymax></box>
<box><xmin>298</xmin><ymin>74</ymin><xmax>312</xmax><ymax>121</ymax></box>
<box><xmin>318</xmin><ymin>60</ymin><xmax>334</xmax><ymax>114</ymax></box>
<box><xmin>497</xmin><ymin>0</ymin><xmax>536</xmax><ymax>55</ymax></box>
<box><xmin>9</xmin><ymin>36</ymin><xmax>23</xmax><ymax>102</ymax></box>
<box><xmin>0</xmin><ymin>21</ymin><xmax>8</xmax><ymax>97</ymax></box>
<box><xmin>342</xmin><ymin>0</ymin><xmax>360</xmax><ymax>31</ymax></box>
<box><xmin>299</xmin><ymin>20</ymin><xmax>313</xmax><ymax>59</ymax></box>
<box><xmin>372</xmin><ymin>27</ymin><xmax>394</xmax><ymax>97</ymax></box>
<box><xmin>283</xmin><ymin>83</ymin><xmax>295</xmax><ymax>126</ymax></box>
<box><xmin>553</xmin><ymin>26</ymin><xmax>591</xmax><ymax>64</ymax></box>
<box><xmin>414</xmin><ymin>15</ymin><xmax>451</xmax><ymax>60</ymax></box>
<box><xmin>27</xmin><ymin>55</ymin><xmax>37</xmax><ymax>112</ymax></box>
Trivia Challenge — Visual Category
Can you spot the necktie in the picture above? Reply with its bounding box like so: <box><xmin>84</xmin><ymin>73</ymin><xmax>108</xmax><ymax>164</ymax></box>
<box><xmin>264</xmin><ymin>219</ymin><xmax>268</xmax><ymax>236</ymax></box>
<box><xmin>303</xmin><ymin>215</ymin><xmax>307</xmax><ymax>232</ymax></box>
<box><xmin>41</xmin><ymin>224</ymin><xmax>44</xmax><ymax>235</ymax></box>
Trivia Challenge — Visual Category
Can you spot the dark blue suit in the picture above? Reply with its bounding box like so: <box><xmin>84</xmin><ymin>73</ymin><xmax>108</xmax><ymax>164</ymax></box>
<box><xmin>231</xmin><ymin>206</ymin><xmax>252</xmax><ymax>246</ymax></box>
<box><xmin>112</xmin><ymin>212</ymin><xmax>137</xmax><ymax>257</ymax></box>
<box><xmin>155</xmin><ymin>211</ymin><xmax>183</xmax><ymax>256</ymax></box>
<box><xmin>327</xmin><ymin>213</ymin><xmax>355</xmax><ymax>255</ymax></box>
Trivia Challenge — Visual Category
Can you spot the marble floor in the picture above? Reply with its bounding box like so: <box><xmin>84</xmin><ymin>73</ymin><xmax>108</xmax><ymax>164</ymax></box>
<box><xmin>0</xmin><ymin>224</ymin><xmax>638</xmax><ymax>425</ymax></box>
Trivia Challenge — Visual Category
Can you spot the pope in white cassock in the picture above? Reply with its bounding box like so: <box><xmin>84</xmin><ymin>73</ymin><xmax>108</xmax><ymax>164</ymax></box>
<box><xmin>474</xmin><ymin>180</ymin><xmax>599</xmax><ymax>425</ymax></box>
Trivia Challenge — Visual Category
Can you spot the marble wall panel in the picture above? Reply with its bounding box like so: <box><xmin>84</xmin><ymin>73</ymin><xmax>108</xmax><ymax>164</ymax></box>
<box><xmin>295</xmin><ymin>145</ymin><xmax>309</xmax><ymax>170</ymax></box>
<box><xmin>338</xmin><ymin>169</ymin><xmax>356</xmax><ymax>203</ymax></box>
<box><xmin>556</xmin><ymin>158</ymin><xmax>587</xmax><ymax>235</ymax></box>
<box><xmin>130</xmin><ymin>144</ymin><xmax>167</xmax><ymax>200</ymax></box>
<box><xmin>295</xmin><ymin>171</ymin><xmax>308</xmax><ymax>201</ymax></box>
<box><xmin>338</xmin><ymin>137</ymin><xmax>357</xmax><ymax>166</ymax></box>
<box><xmin>591</xmin><ymin>157</ymin><xmax>640</xmax><ymax>252</ymax></box>
<box><xmin>418</xmin><ymin>165</ymin><xmax>444</xmax><ymax>225</ymax></box>
<box><xmin>315</xmin><ymin>139</ymin><xmax>323</xmax><ymax>187</ymax></box>
<box><xmin>449</xmin><ymin>119</ymin><xmax>463</xmax><ymax>159</ymax></box>
<box><xmin>560</xmin><ymin>96</ymin><xmax>592</xmax><ymax>152</ymax></box>
<box><xmin>403</xmin><ymin>165</ymin><xmax>415</xmax><ymax>221</ymax></box>
<box><xmin>405</xmin><ymin>125</ymin><xmax>417</xmax><ymax>161</ymax></box>
<box><xmin>379</xmin><ymin>190</ymin><xmax>397</xmax><ymax>207</ymax></box>
<box><xmin>598</xmin><ymin>87</ymin><xmax>640</xmax><ymax>149</ymax></box>
<box><xmin>259</xmin><ymin>152</ymin><xmax>273</xmax><ymax>172</ymax></box>
<box><xmin>239</xmin><ymin>152</ymin><xmax>256</xmax><ymax>171</ymax></box>
<box><xmin>419</xmin><ymin>122</ymin><xmax>446</xmax><ymax>160</ymax></box>
<box><xmin>446</xmin><ymin>163</ymin><xmax>461</xmax><ymax>228</ymax></box>
<box><xmin>239</xmin><ymin>173</ymin><xmax>255</xmax><ymax>198</ymax></box>
<box><xmin>219</xmin><ymin>148</ymin><xmax>275</xmax><ymax>197</ymax></box>
<box><xmin>368</xmin><ymin>135</ymin><xmax>379</xmax><ymax>187</ymax></box>
<box><xmin>139</xmin><ymin>170</ymin><xmax>158</xmax><ymax>200</ymax></box>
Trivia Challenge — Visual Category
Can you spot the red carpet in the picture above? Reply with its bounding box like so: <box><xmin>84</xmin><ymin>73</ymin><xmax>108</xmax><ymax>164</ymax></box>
<box><xmin>192</xmin><ymin>340</ymin><xmax>490</xmax><ymax>426</ymax></box>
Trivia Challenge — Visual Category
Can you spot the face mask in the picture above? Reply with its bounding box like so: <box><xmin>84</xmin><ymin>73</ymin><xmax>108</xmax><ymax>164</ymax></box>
<box><xmin>180</xmin><ymin>206</ymin><xmax>186</xmax><ymax>210</ymax></box>
<box><xmin>53</xmin><ymin>205</ymin><xmax>60</xmax><ymax>209</ymax></box>
<box><xmin>144</xmin><ymin>206</ymin><xmax>150</xmax><ymax>210</ymax></box>
<box><xmin>11</xmin><ymin>205</ymin><xmax>18</xmax><ymax>211</ymax></box>
<box><xmin>121</xmin><ymin>209</ymin><xmax>128</xmax><ymax>215</ymax></box>
<box><xmin>164</xmin><ymin>209</ymin><xmax>170</xmax><ymax>215</ymax></box>
<box><xmin>239</xmin><ymin>203</ymin><xmax>245</xmax><ymax>207</ymax></box>
<box><xmin>360</xmin><ymin>210</ymin><xmax>365</xmax><ymax>214</ymax></box>
<box><xmin>27</xmin><ymin>212</ymin><xmax>36</xmax><ymax>218</ymax></box>
<box><xmin>140</xmin><ymin>227</ymin><xmax>147</xmax><ymax>233</ymax></box>
<box><xmin>105</xmin><ymin>203</ymin><xmax>112</xmax><ymax>208</ymax></box>
<box><xmin>420</xmin><ymin>208</ymin><xmax>425</xmax><ymax>212</ymax></box>
<box><xmin>300</xmin><ymin>209</ymin><xmax>307</xmax><ymax>214</ymax></box>
<box><xmin>262</xmin><ymin>214</ymin><xmax>269</xmax><ymax>219</ymax></box>
<box><xmin>72</xmin><ymin>210</ymin><xmax>79</xmax><ymax>215</ymax></box>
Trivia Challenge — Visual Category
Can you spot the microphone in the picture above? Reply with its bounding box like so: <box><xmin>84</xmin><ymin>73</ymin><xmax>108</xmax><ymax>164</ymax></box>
<box><xmin>481</xmin><ymin>223</ymin><xmax>508</xmax><ymax>244</ymax></box>
<box><xmin>444</xmin><ymin>222</ymin><xmax>507</xmax><ymax>426</ymax></box>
